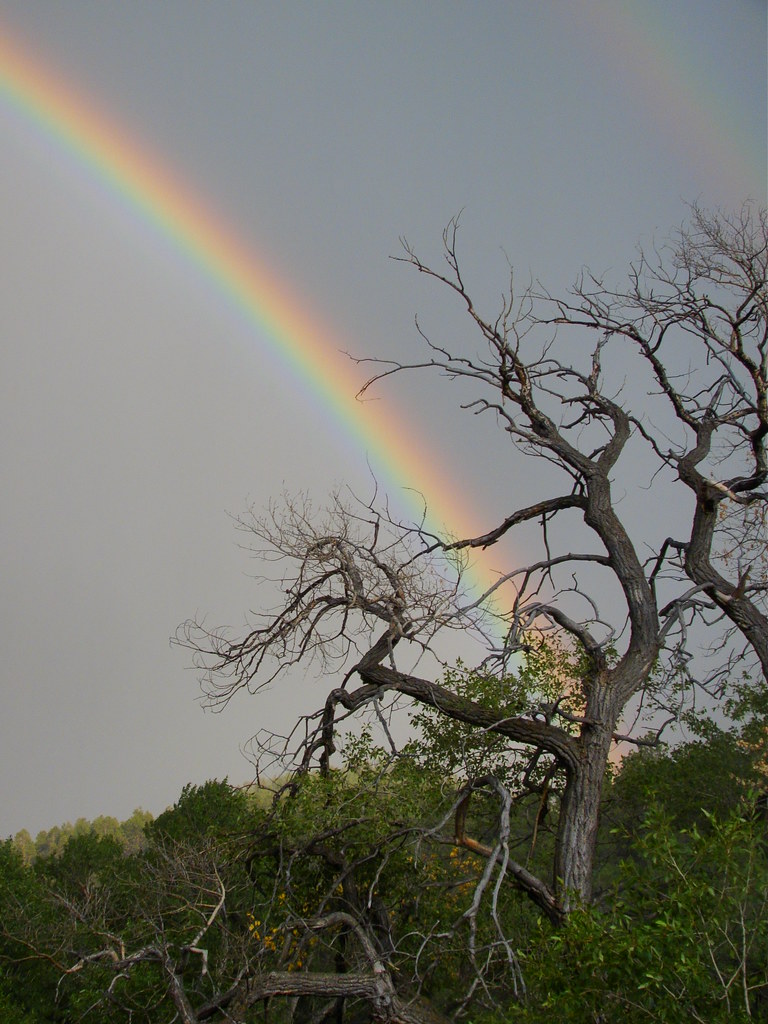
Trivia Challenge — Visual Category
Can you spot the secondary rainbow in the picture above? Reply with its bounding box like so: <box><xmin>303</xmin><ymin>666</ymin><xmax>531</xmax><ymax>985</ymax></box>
<box><xmin>582</xmin><ymin>5</ymin><xmax>764</xmax><ymax>201</ymax></box>
<box><xmin>0</xmin><ymin>24</ymin><xmax>506</xmax><ymax>602</ymax></box>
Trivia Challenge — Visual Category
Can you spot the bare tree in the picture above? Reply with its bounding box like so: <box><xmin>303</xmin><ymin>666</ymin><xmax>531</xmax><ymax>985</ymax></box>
<box><xmin>179</xmin><ymin>204</ymin><xmax>768</xmax><ymax>985</ymax></box>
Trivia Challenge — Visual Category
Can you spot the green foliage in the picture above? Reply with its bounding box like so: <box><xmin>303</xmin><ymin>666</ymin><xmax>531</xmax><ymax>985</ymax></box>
<box><xmin>13</xmin><ymin>808</ymin><xmax>153</xmax><ymax>864</ymax></box>
<box><xmin>2</xmin><ymin>705</ymin><xmax>767</xmax><ymax>1022</ymax></box>
<box><xmin>240</xmin><ymin>741</ymin><xmax>549</xmax><ymax>1016</ymax></box>
<box><xmin>254</xmin><ymin>719</ymin><xmax>768</xmax><ymax>1021</ymax></box>
<box><xmin>147</xmin><ymin>778</ymin><xmax>251</xmax><ymax>842</ymax></box>
<box><xmin>410</xmin><ymin>641</ymin><xmax>582</xmax><ymax>786</ymax></box>
<box><xmin>0</xmin><ymin>971</ymin><xmax>41</xmax><ymax>1023</ymax></box>
<box><xmin>0</xmin><ymin>841</ymin><xmax>63</xmax><ymax>1022</ymax></box>
<box><xmin>608</xmin><ymin>733</ymin><xmax>754</xmax><ymax>830</ymax></box>
<box><xmin>41</xmin><ymin>831</ymin><xmax>126</xmax><ymax>891</ymax></box>
<box><xmin>0</xmin><ymin>782</ymin><xmax>261</xmax><ymax>1023</ymax></box>
<box><xmin>513</xmin><ymin>805</ymin><xmax>768</xmax><ymax>1023</ymax></box>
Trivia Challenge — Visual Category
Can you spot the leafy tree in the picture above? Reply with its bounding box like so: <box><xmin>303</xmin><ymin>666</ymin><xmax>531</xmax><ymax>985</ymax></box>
<box><xmin>12</xmin><ymin>830</ymin><xmax>35</xmax><ymax>867</ymax></box>
<box><xmin>0</xmin><ymin>840</ymin><xmax>60</xmax><ymax>1022</ymax></box>
<box><xmin>0</xmin><ymin>784</ymin><xmax>263</xmax><ymax>1023</ymax></box>
<box><xmin>118</xmin><ymin>809</ymin><xmax>154</xmax><ymax>856</ymax></box>
<box><xmin>1</xmin><ymin>735</ymin><xmax>767</xmax><ymax>1022</ymax></box>
<box><xmin>0</xmin><ymin>973</ymin><xmax>40</xmax><ymax>1024</ymax></box>
<box><xmin>14</xmin><ymin>808</ymin><xmax>154</xmax><ymax>864</ymax></box>
<box><xmin>148</xmin><ymin>779</ymin><xmax>251</xmax><ymax>843</ymax></box>
<box><xmin>515</xmin><ymin>804</ymin><xmax>768</xmax><ymax>1023</ymax></box>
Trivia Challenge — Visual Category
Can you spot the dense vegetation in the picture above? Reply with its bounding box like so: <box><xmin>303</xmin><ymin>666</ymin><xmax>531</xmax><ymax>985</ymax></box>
<box><xmin>12</xmin><ymin>810</ymin><xmax>154</xmax><ymax>864</ymax></box>
<box><xmin>2</xmin><ymin>661</ymin><xmax>767</xmax><ymax>1021</ymax></box>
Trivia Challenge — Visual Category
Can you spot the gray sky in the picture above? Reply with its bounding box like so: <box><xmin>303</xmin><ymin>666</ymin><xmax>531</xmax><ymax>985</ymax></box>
<box><xmin>0</xmin><ymin>1</ymin><xmax>765</xmax><ymax>837</ymax></box>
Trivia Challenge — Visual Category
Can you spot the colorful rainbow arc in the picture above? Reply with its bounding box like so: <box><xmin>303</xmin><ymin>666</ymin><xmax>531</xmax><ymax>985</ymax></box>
<box><xmin>0</xmin><ymin>26</ymin><xmax>503</xmax><ymax>601</ymax></box>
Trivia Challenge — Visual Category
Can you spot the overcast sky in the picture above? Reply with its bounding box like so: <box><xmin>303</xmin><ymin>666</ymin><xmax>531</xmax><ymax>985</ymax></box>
<box><xmin>0</xmin><ymin>1</ymin><xmax>765</xmax><ymax>837</ymax></box>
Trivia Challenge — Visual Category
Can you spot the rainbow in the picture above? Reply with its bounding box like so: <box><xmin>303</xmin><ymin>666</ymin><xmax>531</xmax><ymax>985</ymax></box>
<box><xmin>0</xmin><ymin>23</ymin><xmax>505</xmax><ymax>602</ymax></box>
<box><xmin>580</xmin><ymin>5</ymin><xmax>764</xmax><ymax>201</ymax></box>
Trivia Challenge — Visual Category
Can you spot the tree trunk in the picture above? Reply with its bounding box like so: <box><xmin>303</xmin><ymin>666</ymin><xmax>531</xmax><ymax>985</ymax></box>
<box><xmin>221</xmin><ymin>970</ymin><xmax>449</xmax><ymax>1024</ymax></box>
<box><xmin>554</xmin><ymin>680</ymin><xmax>619</xmax><ymax>907</ymax></box>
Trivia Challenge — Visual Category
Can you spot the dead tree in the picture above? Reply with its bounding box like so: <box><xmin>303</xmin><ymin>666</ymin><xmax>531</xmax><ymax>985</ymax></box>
<box><xmin>180</xmin><ymin>204</ymin><xmax>768</xmax><ymax>925</ymax></box>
